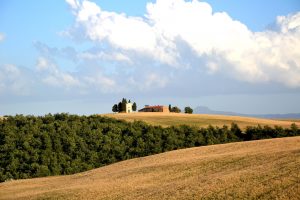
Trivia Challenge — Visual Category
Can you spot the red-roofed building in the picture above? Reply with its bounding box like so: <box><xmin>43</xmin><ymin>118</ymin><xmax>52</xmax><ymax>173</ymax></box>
<box><xmin>138</xmin><ymin>105</ymin><xmax>169</xmax><ymax>113</ymax></box>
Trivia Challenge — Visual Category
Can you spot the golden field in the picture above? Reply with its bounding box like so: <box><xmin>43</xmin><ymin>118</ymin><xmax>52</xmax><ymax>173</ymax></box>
<box><xmin>104</xmin><ymin>112</ymin><xmax>300</xmax><ymax>130</ymax></box>
<box><xmin>1</xmin><ymin>136</ymin><xmax>299</xmax><ymax>200</ymax></box>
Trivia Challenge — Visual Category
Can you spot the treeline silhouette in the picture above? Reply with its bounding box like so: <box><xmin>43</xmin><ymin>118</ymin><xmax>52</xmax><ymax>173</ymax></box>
<box><xmin>0</xmin><ymin>114</ymin><xmax>299</xmax><ymax>182</ymax></box>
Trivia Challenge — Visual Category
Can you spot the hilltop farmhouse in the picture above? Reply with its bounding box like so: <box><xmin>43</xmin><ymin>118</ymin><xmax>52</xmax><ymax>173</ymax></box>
<box><xmin>139</xmin><ymin>105</ymin><xmax>169</xmax><ymax>113</ymax></box>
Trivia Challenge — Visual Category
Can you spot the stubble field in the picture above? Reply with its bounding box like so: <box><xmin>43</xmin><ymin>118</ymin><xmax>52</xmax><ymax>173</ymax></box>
<box><xmin>1</xmin><ymin>136</ymin><xmax>299</xmax><ymax>200</ymax></box>
<box><xmin>104</xmin><ymin>112</ymin><xmax>300</xmax><ymax>130</ymax></box>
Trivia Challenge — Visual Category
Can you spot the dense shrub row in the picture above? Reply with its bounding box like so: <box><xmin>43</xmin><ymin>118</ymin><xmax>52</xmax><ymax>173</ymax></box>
<box><xmin>0</xmin><ymin>114</ymin><xmax>299</xmax><ymax>182</ymax></box>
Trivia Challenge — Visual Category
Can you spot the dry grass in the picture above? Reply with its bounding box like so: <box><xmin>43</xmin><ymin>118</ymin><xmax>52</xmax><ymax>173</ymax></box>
<box><xmin>278</xmin><ymin>119</ymin><xmax>300</xmax><ymax>123</ymax></box>
<box><xmin>104</xmin><ymin>112</ymin><xmax>300</xmax><ymax>130</ymax></box>
<box><xmin>1</xmin><ymin>136</ymin><xmax>299</xmax><ymax>200</ymax></box>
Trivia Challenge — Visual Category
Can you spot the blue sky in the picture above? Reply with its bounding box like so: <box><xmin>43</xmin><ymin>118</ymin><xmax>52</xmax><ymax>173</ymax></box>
<box><xmin>0</xmin><ymin>0</ymin><xmax>300</xmax><ymax>115</ymax></box>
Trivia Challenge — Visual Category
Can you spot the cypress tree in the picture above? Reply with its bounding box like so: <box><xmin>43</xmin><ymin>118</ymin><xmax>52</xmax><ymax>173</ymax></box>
<box><xmin>132</xmin><ymin>102</ymin><xmax>137</xmax><ymax>111</ymax></box>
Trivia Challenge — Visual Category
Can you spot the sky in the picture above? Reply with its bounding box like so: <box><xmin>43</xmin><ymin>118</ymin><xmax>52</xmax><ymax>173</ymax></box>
<box><xmin>0</xmin><ymin>0</ymin><xmax>300</xmax><ymax>115</ymax></box>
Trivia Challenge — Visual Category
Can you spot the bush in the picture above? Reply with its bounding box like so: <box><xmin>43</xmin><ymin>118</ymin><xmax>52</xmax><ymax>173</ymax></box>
<box><xmin>184</xmin><ymin>106</ymin><xmax>193</xmax><ymax>114</ymax></box>
<box><xmin>171</xmin><ymin>106</ymin><xmax>181</xmax><ymax>113</ymax></box>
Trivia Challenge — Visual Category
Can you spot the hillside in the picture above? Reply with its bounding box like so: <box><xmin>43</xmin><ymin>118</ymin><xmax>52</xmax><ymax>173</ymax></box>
<box><xmin>0</xmin><ymin>136</ymin><xmax>299</xmax><ymax>200</ymax></box>
<box><xmin>194</xmin><ymin>106</ymin><xmax>300</xmax><ymax>119</ymax></box>
<box><xmin>104</xmin><ymin>112</ymin><xmax>299</xmax><ymax>129</ymax></box>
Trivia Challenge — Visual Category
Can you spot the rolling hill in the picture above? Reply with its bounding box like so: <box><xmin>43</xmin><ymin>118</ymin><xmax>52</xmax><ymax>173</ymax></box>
<box><xmin>0</xmin><ymin>136</ymin><xmax>299</xmax><ymax>200</ymax></box>
<box><xmin>194</xmin><ymin>106</ymin><xmax>300</xmax><ymax>119</ymax></box>
<box><xmin>104</xmin><ymin>112</ymin><xmax>300</xmax><ymax>130</ymax></box>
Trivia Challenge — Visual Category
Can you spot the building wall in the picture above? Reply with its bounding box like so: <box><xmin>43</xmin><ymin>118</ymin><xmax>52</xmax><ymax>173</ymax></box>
<box><xmin>139</xmin><ymin>105</ymin><xmax>169</xmax><ymax>113</ymax></box>
<box><xmin>162</xmin><ymin>106</ymin><xmax>170</xmax><ymax>113</ymax></box>
<box><xmin>126</xmin><ymin>103</ymin><xmax>133</xmax><ymax>113</ymax></box>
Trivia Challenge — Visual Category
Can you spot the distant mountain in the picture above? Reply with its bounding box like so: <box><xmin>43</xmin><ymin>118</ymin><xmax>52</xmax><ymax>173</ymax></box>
<box><xmin>194</xmin><ymin>106</ymin><xmax>300</xmax><ymax>119</ymax></box>
<box><xmin>253</xmin><ymin>113</ymin><xmax>300</xmax><ymax>119</ymax></box>
<box><xmin>193</xmin><ymin>106</ymin><xmax>242</xmax><ymax>116</ymax></box>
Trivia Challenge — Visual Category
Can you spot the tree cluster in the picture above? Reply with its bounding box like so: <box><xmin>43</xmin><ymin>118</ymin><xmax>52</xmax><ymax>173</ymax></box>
<box><xmin>169</xmin><ymin>104</ymin><xmax>181</xmax><ymax>113</ymax></box>
<box><xmin>184</xmin><ymin>107</ymin><xmax>193</xmax><ymax>114</ymax></box>
<box><xmin>112</xmin><ymin>98</ymin><xmax>137</xmax><ymax>113</ymax></box>
<box><xmin>0</xmin><ymin>113</ymin><xmax>299</xmax><ymax>182</ymax></box>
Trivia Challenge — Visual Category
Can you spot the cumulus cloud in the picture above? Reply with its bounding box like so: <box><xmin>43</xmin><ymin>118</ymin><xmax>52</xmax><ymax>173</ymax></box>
<box><xmin>34</xmin><ymin>41</ymin><xmax>78</xmax><ymax>63</ymax></box>
<box><xmin>0</xmin><ymin>33</ymin><xmax>5</xmax><ymax>42</ymax></box>
<box><xmin>79</xmin><ymin>51</ymin><xmax>132</xmax><ymax>64</ymax></box>
<box><xmin>36</xmin><ymin>57</ymin><xmax>81</xmax><ymax>88</ymax></box>
<box><xmin>0</xmin><ymin>64</ymin><xmax>33</xmax><ymax>95</ymax></box>
<box><xmin>65</xmin><ymin>0</ymin><xmax>300</xmax><ymax>88</ymax></box>
<box><xmin>66</xmin><ymin>0</ymin><xmax>177</xmax><ymax>65</ymax></box>
<box><xmin>65</xmin><ymin>0</ymin><xmax>80</xmax><ymax>10</ymax></box>
<box><xmin>35</xmin><ymin>56</ymin><xmax>120</xmax><ymax>93</ymax></box>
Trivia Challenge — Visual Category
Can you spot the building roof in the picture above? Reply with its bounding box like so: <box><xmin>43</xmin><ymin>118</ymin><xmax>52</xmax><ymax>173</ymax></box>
<box><xmin>144</xmin><ymin>105</ymin><xmax>165</xmax><ymax>109</ymax></box>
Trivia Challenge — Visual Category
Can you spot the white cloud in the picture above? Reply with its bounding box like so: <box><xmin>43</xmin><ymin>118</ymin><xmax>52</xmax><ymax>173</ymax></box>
<box><xmin>68</xmin><ymin>0</ymin><xmax>177</xmax><ymax>65</ymax></box>
<box><xmin>43</xmin><ymin>73</ymin><xmax>80</xmax><ymax>88</ymax></box>
<box><xmin>66</xmin><ymin>0</ymin><xmax>80</xmax><ymax>10</ymax></box>
<box><xmin>83</xmin><ymin>74</ymin><xmax>116</xmax><ymax>93</ymax></box>
<box><xmin>0</xmin><ymin>33</ymin><xmax>5</xmax><ymax>42</ymax></box>
<box><xmin>79</xmin><ymin>51</ymin><xmax>132</xmax><ymax>63</ymax></box>
<box><xmin>35</xmin><ymin>57</ymin><xmax>121</xmax><ymax>93</ymax></box>
<box><xmin>144</xmin><ymin>73</ymin><xmax>168</xmax><ymax>89</ymax></box>
<box><xmin>0</xmin><ymin>64</ymin><xmax>33</xmax><ymax>95</ymax></box>
<box><xmin>36</xmin><ymin>57</ymin><xmax>53</xmax><ymax>71</ymax></box>
<box><xmin>65</xmin><ymin>0</ymin><xmax>300</xmax><ymax>88</ymax></box>
<box><xmin>206</xmin><ymin>62</ymin><xmax>218</xmax><ymax>74</ymax></box>
<box><xmin>36</xmin><ymin>57</ymin><xmax>81</xmax><ymax>88</ymax></box>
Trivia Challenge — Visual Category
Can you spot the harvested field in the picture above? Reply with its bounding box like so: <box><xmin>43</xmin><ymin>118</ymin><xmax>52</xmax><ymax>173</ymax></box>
<box><xmin>104</xmin><ymin>112</ymin><xmax>299</xmax><ymax>130</ymax></box>
<box><xmin>1</xmin><ymin>136</ymin><xmax>299</xmax><ymax>200</ymax></box>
